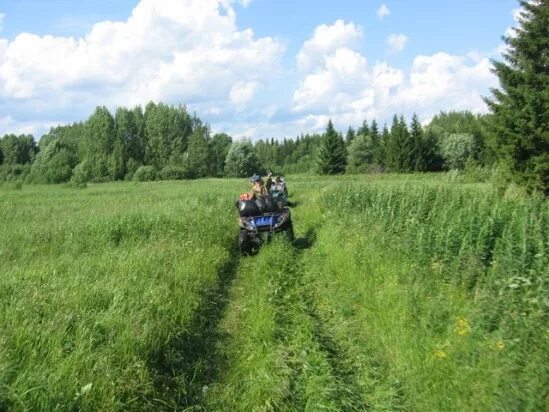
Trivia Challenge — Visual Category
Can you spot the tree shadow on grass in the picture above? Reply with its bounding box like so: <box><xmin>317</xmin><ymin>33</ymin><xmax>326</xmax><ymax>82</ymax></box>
<box><xmin>146</xmin><ymin>246</ymin><xmax>240</xmax><ymax>409</ymax></box>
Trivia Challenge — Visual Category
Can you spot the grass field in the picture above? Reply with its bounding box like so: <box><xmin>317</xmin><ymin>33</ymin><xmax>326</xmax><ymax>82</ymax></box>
<box><xmin>1</xmin><ymin>175</ymin><xmax>547</xmax><ymax>411</ymax></box>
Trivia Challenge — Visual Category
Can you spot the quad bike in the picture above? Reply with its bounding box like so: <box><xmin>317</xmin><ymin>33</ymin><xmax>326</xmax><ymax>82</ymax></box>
<box><xmin>236</xmin><ymin>196</ymin><xmax>294</xmax><ymax>255</ymax></box>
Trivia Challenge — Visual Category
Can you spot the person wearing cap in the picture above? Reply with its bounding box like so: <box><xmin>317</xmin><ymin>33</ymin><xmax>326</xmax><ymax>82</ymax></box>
<box><xmin>249</xmin><ymin>173</ymin><xmax>268</xmax><ymax>199</ymax></box>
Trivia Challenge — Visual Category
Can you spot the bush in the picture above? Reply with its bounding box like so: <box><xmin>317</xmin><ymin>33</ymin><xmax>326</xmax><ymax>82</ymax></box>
<box><xmin>224</xmin><ymin>141</ymin><xmax>261</xmax><ymax>177</ymax></box>
<box><xmin>132</xmin><ymin>166</ymin><xmax>157</xmax><ymax>182</ymax></box>
<box><xmin>71</xmin><ymin>161</ymin><xmax>92</xmax><ymax>186</ymax></box>
<box><xmin>0</xmin><ymin>164</ymin><xmax>31</xmax><ymax>182</ymax></box>
<box><xmin>124</xmin><ymin>159</ymin><xmax>141</xmax><ymax>181</ymax></box>
<box><xmin>439</xmin><ymin>133</ymin><xmax>475</xmax><ymax>170</ymax></box>
<box><xmin>159</xmin><ymin>165</ymin><xmax>190</xmax><ymax>180</ymax></box>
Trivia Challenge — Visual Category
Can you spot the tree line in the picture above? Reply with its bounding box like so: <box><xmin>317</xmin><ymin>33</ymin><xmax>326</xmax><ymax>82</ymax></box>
<box><xmin>0</xmin><ymin>1</ymin><xmax>546</xmax><ymax>194</ymax></box>
<box><xmin>0</xmin><ymin>108</ymin><xmax>491</xmax><ymax>182</ymax></box>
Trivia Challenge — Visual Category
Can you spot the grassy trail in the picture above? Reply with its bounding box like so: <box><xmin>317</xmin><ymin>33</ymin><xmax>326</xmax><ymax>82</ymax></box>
<box><xmin>198</xmin><ymin>184</ymin><xmax>375</xmax><ymax>411</ymax></box>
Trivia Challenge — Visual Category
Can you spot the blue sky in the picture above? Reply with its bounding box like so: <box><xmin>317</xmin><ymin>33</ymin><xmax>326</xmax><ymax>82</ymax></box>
<box><xmin>0</xmin><ymin>0</ymin><xmax>519</xmax><ymax>139</ymax></box>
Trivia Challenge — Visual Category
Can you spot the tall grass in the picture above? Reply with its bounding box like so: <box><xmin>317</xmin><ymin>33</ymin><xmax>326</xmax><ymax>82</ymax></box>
<box><xmin>0</xmin><ymin>180</ymin><xmax>242</xmax><ymax>410</ymax></box>
<box><xmin>305</xmin><ymin>181</ymin><xmax>548</xmax><ymax>410</ymax></box>
<box><xmin>1</xmin><ymin>175</ymin><xmax>546</xmax><ymax>410</ymax></box>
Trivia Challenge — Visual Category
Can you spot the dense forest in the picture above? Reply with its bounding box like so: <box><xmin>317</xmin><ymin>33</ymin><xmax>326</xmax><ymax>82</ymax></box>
<box><xmin>0</xmin><ymin>0</ymin><xmax>546</xmax><ymax>194</ymax></box>
<box><xmin>0</xmin><ymin>106</ymin><xmax>491</xmax><ymax>181</ymax></box>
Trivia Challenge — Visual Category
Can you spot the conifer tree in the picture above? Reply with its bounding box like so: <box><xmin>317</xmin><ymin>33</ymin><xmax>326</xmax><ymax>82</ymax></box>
<box><xmin>345</xmin><ymin>126</ymin><xmax>356</xmax><ymax>146</ymax></box>
<box><xmin>316</xmin><ymin>120</ymin><xmax>346</xmax><ymax>174</ymax></box>
<box><xmin>370</xmin><ymin>120</ymin><xmax>381</xmax><ymax>165</ymax></box>
<box><xmin>398</xmin><ymin>115</ymin><xmax>413</xmax><ymax>172</ymax></box>
<box><xmin>380</xmin><ymin>124</ymin><xmax>390</xmax><ymax>169</ymax></box>
<box><xmin>410</xmin><ymin>114</ymin><xmax>425</xmax><ymax>171</ymax></box>
<box><xmin>484</xmin><ymin>0</ymin><xmax>548</xmax><ymax>193</ymax></box>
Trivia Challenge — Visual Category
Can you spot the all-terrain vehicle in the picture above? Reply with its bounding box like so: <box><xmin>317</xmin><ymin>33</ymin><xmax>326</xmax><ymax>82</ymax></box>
<box><xmin>236</xmin><ymin>195</ymin><xmax>294</xmax><ymax>254</ymax></box>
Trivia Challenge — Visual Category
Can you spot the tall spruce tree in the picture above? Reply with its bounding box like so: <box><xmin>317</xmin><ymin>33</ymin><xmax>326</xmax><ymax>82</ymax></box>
<box><xmin>316</xmin><ymin>120</ymin><xmax>346</xmax><ymax>174</ymax></box>
<box><xmin>380</xmin><ymin>124</ymin><xmax>390</xmax><ymax>169</ymax></box>
<box><xmin>484</xmin><ymin>0</ymin><xmax>548</xmax><ymax>194</ymax></box>
<box><xmin>345</xmin><ymin>126</ymin><xmax>356</xmax><ymax>146</ymax></box>
<box><xmin>410</xmin><ymin>114</ymin><xmax>425</xmax><ymax>171</ymax></box>
<box><xmin>370</xmin><ymin>120</ymin><xmax>381</xmax><ymax>165</ymax></box>
<box><xmin>399</xmin><ymin>115</ymin><xmax>413</xmax><ymax>172</ymax></box>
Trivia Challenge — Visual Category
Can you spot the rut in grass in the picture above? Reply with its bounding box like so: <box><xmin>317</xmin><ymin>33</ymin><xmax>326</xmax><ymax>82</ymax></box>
<box><xmin>147</xmin><ymin>243</ymin><xmax>241</xmax><ymax>409</ymax></box>
<box><xmin>285</xmin><ymin>227</ymin><xmax>371</xmax><ymax>411</ymax></box>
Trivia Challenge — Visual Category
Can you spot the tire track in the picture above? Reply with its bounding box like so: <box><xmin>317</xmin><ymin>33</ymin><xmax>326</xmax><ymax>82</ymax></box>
<box><xmin>146</xmin><ymin>243</ymin><xmax>240</xmax><ymax>410</ymax></box>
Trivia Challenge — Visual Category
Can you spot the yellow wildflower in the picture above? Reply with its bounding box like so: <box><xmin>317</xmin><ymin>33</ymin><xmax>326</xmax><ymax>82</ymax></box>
<box><xmin>455</xmin><ymin>317</ymin><xmax>471</xmax><ymax>336</ymax></box>
<box><xmin>495</xmin><ymin>340</ymin><xmax>505</xmax><ymax>350</ymax></box>
<box><xmin>434</xmin><ymin>350</ymin><xmax>447</xmax><ymax>359</ymax></box>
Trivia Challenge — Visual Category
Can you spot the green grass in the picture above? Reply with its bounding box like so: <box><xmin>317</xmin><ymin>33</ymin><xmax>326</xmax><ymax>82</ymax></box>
<box><xmin>0</xmin><ymin>175</ymin><xmax>547</xmax><ymax>411</ymax></box>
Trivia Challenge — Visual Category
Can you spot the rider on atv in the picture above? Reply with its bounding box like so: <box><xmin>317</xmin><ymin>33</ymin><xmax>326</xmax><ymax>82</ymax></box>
<box><xmin>236</xmin><ymin>173</ymin><xmax>294</xmax><ymax>254</ymax></box>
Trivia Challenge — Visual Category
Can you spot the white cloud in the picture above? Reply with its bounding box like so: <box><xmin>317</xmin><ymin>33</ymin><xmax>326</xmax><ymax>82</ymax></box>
<box><xmin>0</xmin><ymin>13</ymin><xmax>5</xmax><ymax>32</ymax></box>
<box><xmin>229</xmin><ymin>81</ymin><xmax>259</xmax><ymax>106</ymax></box>
<box><xmin>0</xmin><ymin>0</ymin><xmax>283</xmax><ymax>115</ymax></box>
<box><xmin>377</xmin><ymin>4</ymin><xmax>390</xmax><ymax>20</ymax></box>
<box><xmin>0</xmin><ymin>115</ymin><xmax>60</xmax><ymax>137</ymax></box>
<box><xmin>292</xmin><ymin>21</ymin><xmax>498</xmax><ymax>133</ymax></box>
<box><xmin>387</xmin><ymin>33</ymin><xmax>408</xmax><ymax>53</ymax></box>
<box><xmin>238</xmin><ymin>0</ymin><xmax>252</xmax><ymax>7</ymax></box>
<box><xmin>294</xmin><ymin>47</ymin><xmax>368</xmax><ymax>113</ymax></box>
<box><xmin>296</xmin><ymin>19</ymin><xmax>362</xmax><ymax>72</ymax></box>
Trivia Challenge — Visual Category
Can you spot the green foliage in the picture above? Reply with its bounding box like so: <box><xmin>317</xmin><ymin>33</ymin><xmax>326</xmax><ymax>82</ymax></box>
<box><xmin>439</xmin><ymin>133</ymin><xmax>475</xmax><ymax>170</ymax></box>
<box><xmin>71</xmin><ymin>161</ymin><xmax>93</xmax><ymax>186</ymax></box>
<box><xmin>145</xmin><ymin>102</ymin><xmax>192</xmax><ymax>170</ymax></box>
<box><xmin>426</xmin><ymin>111</ymin><xmax>486</xmax><ymax>162</ymax></box>
<box><xmin>185</xmin><ymin>125</ymin><xmax>211</xmax><ymax>178</ymax></box>
<box><xmin>346</xmin><ymin>133</ymin><xmax>374</xmax><ymax>173</ymax></box>
<box><xmin>210</xmin><ymin>133</ymin><xmax>232</xmax><ymax>177</ymax></box>
<box><xmin>484</xmin><ymin>0</ymin><xmax>549</xmax><ymax>194</ymax></box>
<box><xmin>385</xmin><ymin>115</ymin><xmax>414</xmax><ymax>172</ymax></box>
<box><xmin>316</xmin><ymin>120</ymin><xmax>346</xmax><ymax>174</ymax></box>
<box><xmin>0</xmin><ymin>134</ymin><xmax>38</xmax><ymax>166</ymax></box>
<box><xmin>0</xmin><ymin>164</ymin><xmax>31</xmax><ymax>182</ymax></box>
<box><xmin>224</xmin><ymin>141</ymin><xmax>261</xmax><ymax>177</ymax></box>
<box><xmin>132</xmin><ymin>165</ymin><xmax>157</xmax><ymax>181</ymax></box>
<box><xmin>27</xmin><ymin>140</ymin><xmax>79</xmax><ymax>184</ymax></box>
<box><xmin>345</xmin><ymin>126</ymin><xmax>356</xmax><ymax>145</ymax></box>
<box><xmin>159</xmin><ymin>165</ymin><xmax>190</xmax><ymax>180</ymax></box>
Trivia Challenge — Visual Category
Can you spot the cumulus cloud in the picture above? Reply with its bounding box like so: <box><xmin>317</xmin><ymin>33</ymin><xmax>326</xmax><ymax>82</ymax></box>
<box><xmin>377</xmin><ymin>4</ymin><xmax>390</xmax><ymax>20</ymax></box>
<box><xmin>296</xmin><ymin>19</ymin><xmax>362</xmax><ymax>72</ymax></box>
<box><xmin>293</xmin><ymin>20</ymin><xmax>497</xmax><ymax>132</ymax></box>
<box><xmin>387</xmin><ymin>33</ymin><xmax>408</xmax><ymax>53</ymax></box>
<box><xmin>0</xmin><ymin>0</ymin><xmax>283</xmax><ymax>136</ymax></box>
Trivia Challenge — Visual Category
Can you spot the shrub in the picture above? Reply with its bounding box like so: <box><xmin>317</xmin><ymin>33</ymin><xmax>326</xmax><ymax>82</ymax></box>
<box><xmin>0</xmin><ymin>164</ymin><xmax>31</xmax><ymax>182</ymax></box>
<box><xmin>439</xmin><ymin>133</ymin><xmax>475</xmax><ymax>170</ymax></box>
<box><xmin>159</xmin><ymin>165</ymin><xmax>190</xmax><ymax>180</ymax></box>
<box><xmin>71</xmin><ymin>161</ymin><xmax>92</xmax><ymax>186</ymax></box>
<box><xmin>132</xmin><ymin>165</ymin><xmax>157</xmax><ymax>182</ymax></box>
<box><xmin>224</xmin><ymin>141</ymin><xmax>261</xmax><ymax>177</ymax></box>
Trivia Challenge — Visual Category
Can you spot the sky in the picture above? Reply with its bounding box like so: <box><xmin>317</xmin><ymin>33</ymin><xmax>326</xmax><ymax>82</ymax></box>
<box><xmin>0</xmin><ymin>0</ymin><xmax>520</xmax><ymax>139</ymax></box>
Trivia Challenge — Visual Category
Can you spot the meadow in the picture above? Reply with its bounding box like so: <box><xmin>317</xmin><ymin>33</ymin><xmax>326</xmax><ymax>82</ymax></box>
<box><xmin>0</xmin><ymin>175</ymin><xmax>547</xmax><ymax>411</ymax></box>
